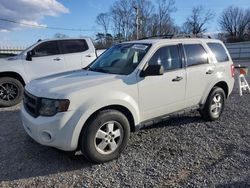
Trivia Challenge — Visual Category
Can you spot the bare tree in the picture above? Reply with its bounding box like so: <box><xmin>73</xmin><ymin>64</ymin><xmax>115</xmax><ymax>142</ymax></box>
<box><xmin>96</xmin><ymin>13</ymin><xmax>110</xmax><ymax>34</ymax></box>
<box><xmin>219</xmin><ymin>6</ymin><xmax>250</xmax><ymax>41</ymax></box>
<box><xmin>157</xmin><ymin>0</ymin><xmax>176</xmax><ymax>35</ymax></box>
<box><xmin>147</xmin><ymin>14</ymin><xmax>159</xmax><ymax>36</ymax></box>
<box><xmin>144</xmin><ymin>0</ymin><xmax>176</xmax><ymax>37</ymax></box>
<box><xmin>54</xmin><ymin>33</ymin><xmax>68</xmax><ymax>38</ymax></box>
<box><xmin>182</xmin><ymin>6</ymin><xmax>214</xmax><ymax>35</ymax></box>
<box><xmin>110</xmin><ymin>0</ymin><xmax>134</xmax><ymax>40</ymax></box>
<box><xmin>96</xmin><ymin>0</ymin><xmax>177</xmax><ymax>40</ymax></box>
<box><xmin>132</xmin><ymin>0</ymin><xmax>154</xmax><ymax>38</ymax></box>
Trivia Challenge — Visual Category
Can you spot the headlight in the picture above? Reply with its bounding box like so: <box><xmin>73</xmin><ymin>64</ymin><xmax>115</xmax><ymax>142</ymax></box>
<box><xmin>39</xmin><ymin>98</ymin><xmax>70</xmax><ymax>116</ymax></box>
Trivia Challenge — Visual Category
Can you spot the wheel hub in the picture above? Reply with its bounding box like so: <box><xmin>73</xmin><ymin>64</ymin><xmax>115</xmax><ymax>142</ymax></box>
<box><xmin>210</xmin><ymin>94</ymin><xmax>222</xmax><ymax>115</ymax></box>
<box><xmin>94</xmin><ymin>121</ymin><xmax>123</xmax><ymax>155</ymax></box>
<box><xmin>0</xmin><ymin>83</ymin><xmax>18</xmax><ymax>101</ymax></box>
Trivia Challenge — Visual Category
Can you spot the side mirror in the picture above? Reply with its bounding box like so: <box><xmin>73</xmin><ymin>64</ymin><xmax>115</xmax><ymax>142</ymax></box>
<box><xmin>140</xmin><ymin>64</ymin><xmax>164</xmax><ymax>77</ymax></box>
<box><xmin>26</xmin><ymin>50</ymin><xmax>35</xmax><ymax>61</ymax></box>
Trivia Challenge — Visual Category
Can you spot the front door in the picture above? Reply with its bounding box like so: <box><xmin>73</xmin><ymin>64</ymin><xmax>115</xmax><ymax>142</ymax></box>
<box><xmin>24</xmin><ymin>41</ymin><xmax>65</xmax><ymax>81</ymax></box>
<box><xmin>138</xmin><ymin>44</ymin><xmax>186</xmax><ymax>122</ymax></box>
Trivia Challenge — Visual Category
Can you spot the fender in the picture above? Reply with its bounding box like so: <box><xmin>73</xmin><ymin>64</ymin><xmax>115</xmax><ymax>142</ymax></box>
<box><xmin>0</xmin><ymin>69</ymin><xmax>29</xmax><ymax>85</ymax></box>
<box><xmin>69</xmin><ymin>91</ymin><xmax>140</xmax><ymax>150</ymax></box>
<box><xmin>200</xmin><ymin>75</ymin><xmax>229</xmax><ymax>107</ymax></box>
<box><xmin>0</xmin><ymin>58</ymin><xmax>29</xmax><ymax>84</ymax></box>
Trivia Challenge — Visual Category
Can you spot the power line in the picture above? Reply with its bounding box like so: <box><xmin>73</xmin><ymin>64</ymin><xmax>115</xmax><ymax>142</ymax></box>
<box><xmin>0</xmin><ymin>18</ymin><xmax>102</xmax><ymax>32</ymax></box>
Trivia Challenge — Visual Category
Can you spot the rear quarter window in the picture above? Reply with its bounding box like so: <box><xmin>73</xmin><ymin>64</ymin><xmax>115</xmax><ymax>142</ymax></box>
<box><xmin>207</xmin><ymin>42</ymin><xmax>229</xmax><ymax>62</ymax></box>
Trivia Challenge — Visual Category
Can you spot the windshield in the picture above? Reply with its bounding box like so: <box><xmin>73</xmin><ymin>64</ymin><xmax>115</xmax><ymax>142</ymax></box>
<box><xmin>88</xmin><ymin>43</ymin><xmax>151</xmax><ymax>75</ymax></box>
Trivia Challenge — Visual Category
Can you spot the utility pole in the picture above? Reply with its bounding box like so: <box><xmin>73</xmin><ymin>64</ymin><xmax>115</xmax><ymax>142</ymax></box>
<box><xmin>134</xmin><ymin>6</ymin><xmax>140</xmax><ymax>40</ymax></box>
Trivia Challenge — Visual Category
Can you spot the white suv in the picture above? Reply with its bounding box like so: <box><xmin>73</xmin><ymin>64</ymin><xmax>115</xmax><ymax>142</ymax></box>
<box><xmin>0</xmin><ymin>37</ymin><xmax>104</xmax><ymax>107</ymax></box>
<box><xmin>21</xmin><ymin>38</ymin><xmax>235</xmax><ymax>163</ymax></box>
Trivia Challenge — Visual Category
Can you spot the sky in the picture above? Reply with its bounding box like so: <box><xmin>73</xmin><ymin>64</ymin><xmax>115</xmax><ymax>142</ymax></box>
<box><xmin>0</xmin><ymin>0</ymin><xmax>249</xmax><ymax>47</ymax></box>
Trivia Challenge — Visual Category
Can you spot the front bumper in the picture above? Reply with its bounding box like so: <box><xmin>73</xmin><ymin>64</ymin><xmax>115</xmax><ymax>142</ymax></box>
<box><xmin>21</xmin><ymin>104</ymin><xmax>82</xmax><ymax>151</ymax></box>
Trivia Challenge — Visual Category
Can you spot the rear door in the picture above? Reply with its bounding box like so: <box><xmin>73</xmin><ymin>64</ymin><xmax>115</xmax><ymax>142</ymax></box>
<box><xmin>60</xmin><ymin>39</ymin><xmax>95</xmax><ymax>71</ymax></box>
<box><xmin>138</xmin><ymin>44</ymin><xmax>186</xmax><ymax>121</ymax></box>
<box><xmin>207</xmin><ymin>42</ymin><xmax>234</xmax><ymax>96</ymax></box>
<box><xmin>183</xmin><ymin>42</ymin><xmax>216</xmax><ymax>106</ymax></box>
<box><xmin>24</xmin><ymin>41</ymin><xmax>65</xmax><ymax>80</ymax></box>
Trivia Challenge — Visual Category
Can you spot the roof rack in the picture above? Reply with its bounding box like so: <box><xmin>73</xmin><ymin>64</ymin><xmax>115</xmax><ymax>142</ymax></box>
<box><xmin>139</xmin><ymin>34</ymin><xmax>174</xmax><ymax>40</ymax></box>
<box><xmin>173</xmin><ymin>34</ymin><xmax>212</xmax><ymax>39</ymax></box>
<box><xmin>139</xmin><ymin>33</ymin><xmax>212</xmax><ymax>40</ymax></box>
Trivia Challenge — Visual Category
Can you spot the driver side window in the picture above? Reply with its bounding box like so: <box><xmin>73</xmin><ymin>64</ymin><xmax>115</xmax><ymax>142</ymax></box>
<box><xmin>33</xmin><ymin>41</ymin><xmax>60</xmax><ymax>57</ymax></box>
<box><xmin>148</xmin><ymin>45</ymin><xmax>182</xmax><ymax>71</ymax></box>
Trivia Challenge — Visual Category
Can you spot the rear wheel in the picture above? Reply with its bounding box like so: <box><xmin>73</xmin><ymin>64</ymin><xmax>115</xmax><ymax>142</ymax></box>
<box><xmin>200</xmin><ymin>87</ymin><xmax>225</xmax><ymax>121</ymax></box>
<box><xmin>80</xmin><ymin>109</ymin><xmax>130</xmax><ymax>163</ymax></box>
<box><xmin>0</xmin><ymin>77</ymin><xmax>24</xmax><ymax>107</ymax></box>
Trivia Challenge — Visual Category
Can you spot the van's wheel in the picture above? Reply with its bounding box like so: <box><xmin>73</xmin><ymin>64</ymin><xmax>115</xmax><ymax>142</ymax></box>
<box><xmin>200</xmin><ymin>87</ymin><xmax>226</xmax><ymax>121</ymax></box>
<box><xmin>80</xmin><ymin>109</ymin><xmax>130</xmax><ymax>163</ymax></box>
<box><xmin>0</xmin><ymin>77</ymin><xmax>24</xmax><ymax>107</ymax></box>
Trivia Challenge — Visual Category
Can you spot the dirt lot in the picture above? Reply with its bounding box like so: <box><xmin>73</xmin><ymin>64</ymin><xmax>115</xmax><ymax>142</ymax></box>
<box><xmin>0</xmin><ymin>61</ymin><xmax>249</xmax><ymax>187</ymax></box>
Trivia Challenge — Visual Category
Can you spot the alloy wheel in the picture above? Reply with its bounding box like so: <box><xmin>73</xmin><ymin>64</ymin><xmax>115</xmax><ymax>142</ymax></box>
<box><xmin>94</xmin><ymin>121</ymin><xmax>124</xmax><ymax>155</ymax></box>
<box><xmin>210</xmin><ymin>93</ymin><xmax>223</xmax><ymax>116</ymax></box>
<box><xmin>0</xmin><ymin>83</ymin><xmax>18</xmax><ymax>101</ymax></box>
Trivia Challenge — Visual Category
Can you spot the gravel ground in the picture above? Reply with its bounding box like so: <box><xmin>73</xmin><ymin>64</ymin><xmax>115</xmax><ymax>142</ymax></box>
<box><xmin>0</xmin><ymin>61</ymin><xmax>250</xmax><ymax>188</ymax></box>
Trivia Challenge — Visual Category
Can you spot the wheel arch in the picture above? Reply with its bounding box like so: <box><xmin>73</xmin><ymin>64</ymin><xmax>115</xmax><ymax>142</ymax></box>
<box><xmin>200</xmin><ymin>80</ymin><xmax>229</xmax><ymax>108</ymax></box>
<box><xmin>83</xmin><ymin>104</ymin><xmax>135</xmax><ymax>132</ymax></box>
<box><xmin>75</xmin><ymin>104</ymin><xmax>136</xmax><ymax>151</ymax></box>
<box><xmin>0</xmin><ymin>71</ymin><xmax>26</xmax><ymax>86</ymax></box>
<box><xmin>214</xmin><ymin>81</ymin><xmax>229</xmax><ymax>98</ymax></box>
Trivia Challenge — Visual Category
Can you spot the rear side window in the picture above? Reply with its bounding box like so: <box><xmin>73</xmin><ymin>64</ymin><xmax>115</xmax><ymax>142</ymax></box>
<box><xmin>184</xmin><ymin>44</ymin><xmax>208</xmax><ymax>66</ymax></box>
<box><xmin>61</xmin><ymin>39</ymin><xmax>89</xmax><ymax>54</ymax></box>
<box><xmin>148</xmin><ymin>45</ymin><xmax>182</xmax><ymax>71</ymax></box>
<box><xmin>33</xmin><ymin>41</ymin><xmax>60</xmax><ymax>57</ymax></box>
<box><xmin>207</xmin><ymin>42</ymin><xmax>229</xmax><ymax>62</ymax></box>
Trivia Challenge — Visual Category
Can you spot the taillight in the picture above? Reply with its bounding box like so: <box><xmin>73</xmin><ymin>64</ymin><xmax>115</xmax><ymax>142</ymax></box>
<box><xmin>231</xmin><ymin>64</ymin><xmax>235</xmax><ymax>77</ymax></box>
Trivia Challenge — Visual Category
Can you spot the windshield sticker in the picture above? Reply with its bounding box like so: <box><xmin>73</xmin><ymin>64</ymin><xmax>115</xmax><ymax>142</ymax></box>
<box><xmin>132</xmin><ymin>44</ymin><xmax>148</xmax><ymax>51</ymax></box>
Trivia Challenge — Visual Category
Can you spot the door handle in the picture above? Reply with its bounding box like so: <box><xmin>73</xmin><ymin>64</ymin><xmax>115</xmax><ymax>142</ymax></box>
<box><xmin>206</xmin><ymin>69</ymin><xmax>214</xmax><ymax>74</ymax></box>
<box><xmin>85</xmin><ymin>54</ymin><xmax>92</xmax><ymax>57</ymax></box>
<box><xmin>172</xmin><ymin>76</ymin><xmax>183</xmax><ymax>82</ymax></box>
<box><xmin>53</xmin><ymin>57</ymin><xmax>63</xmax><ymax>61</ymax></box>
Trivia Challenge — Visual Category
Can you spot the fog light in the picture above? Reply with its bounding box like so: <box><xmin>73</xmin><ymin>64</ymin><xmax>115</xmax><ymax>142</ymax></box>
<box><xmin>40</xmin><ymin>131</ymin><xmax>53</xmax><ymax>142</ymax></box>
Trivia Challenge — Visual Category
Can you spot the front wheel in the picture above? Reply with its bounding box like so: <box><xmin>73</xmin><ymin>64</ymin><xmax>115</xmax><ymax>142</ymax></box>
<box><xmin>0</xmin><ymin>77</ymin><xmax>24</xmax><ymax>107</ymax></box>
<box><xmin>200</xmin><ymin>87</ymin><xmax>226</xmax><ymax>121</ymax></box>
<box><xmin>80</xmin><ymin>109</ymin><xmax>130</xmax><ymax>163</ymax></box>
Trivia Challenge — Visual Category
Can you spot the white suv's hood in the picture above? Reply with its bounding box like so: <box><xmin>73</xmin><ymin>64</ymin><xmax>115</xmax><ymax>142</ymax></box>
<box><xmin>0</xmin><ymin>55</ymin><xmax>22</xmax><ymax>69</ymax></box>
<box><xmin>25</xmin><ymin>70</ymin><xmax>121</xmax><ymax>99</ymax></box>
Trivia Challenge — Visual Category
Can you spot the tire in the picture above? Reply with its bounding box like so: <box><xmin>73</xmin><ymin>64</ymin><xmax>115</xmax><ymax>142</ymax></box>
<box><xmin>80</xmin><ymin>109</ymin><xmax>130</xmax><ymax>163</ymax></box>
<box><xmin>0</xmin><ymin>77</ymin><xmax>24</xmax><ymax>107</ymax></box>
<box><xmin>200</xmin><ymin>87</ymin><xmax>226</xmax><ymax>121</ymax></box>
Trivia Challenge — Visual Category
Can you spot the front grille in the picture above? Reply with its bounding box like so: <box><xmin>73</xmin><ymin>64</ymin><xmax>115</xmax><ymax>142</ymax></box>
<box><xmin>23</xmin><ymin>91</ymin><xmax>40</xmax><ymax>118</ymax></box>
